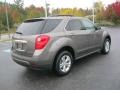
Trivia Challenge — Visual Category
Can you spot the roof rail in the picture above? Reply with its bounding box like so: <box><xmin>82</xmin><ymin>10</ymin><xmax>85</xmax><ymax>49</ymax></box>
<box><xmin>49</xmin><ymin>14</ymin><xmax>74</xmax><ymax>17</ymax></box>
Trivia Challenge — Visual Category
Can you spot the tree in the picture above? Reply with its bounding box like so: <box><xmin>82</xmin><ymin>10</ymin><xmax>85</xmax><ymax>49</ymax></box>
<box><xmin>13</xmin><ymin>0</ymin><xmax>25</xmax><ymax>23</ymax></box>
<box><xmin>112</xmin><ymin>2</ymin><xmax>120</xmax><ymax>16</ymax></box>
<box><xmin>0</xmin><ymin>12</ymin><xmax>13</xmax><ymax>30</ymax></box>
<box><xmin>14</xmin><ymin>0</ymin><xmax>24</xmax><ymax>9</ymax></box>
<box><xmin>52</xmin><ymin>8</ymin><xmax>87</xmax><ymax>17</ymax></box>
<box><xmin>104</xmin><ymin>1</ymin><xmax>120</xmax><ymax>24</ymax></box>
<box><xmin>25</xmin><ymin>5</ymin><xmax>45</xmax><ymax>19</ymax></box>
<box><xmin>94</xmin><ymin>1</ymin><xmax>105</xmax><ymax>22</ymax></box>
<box><xmin>94</xmin><ymin>1</ymin><xmax>104</xmax><ymax>13</ymax></box>
<box><xmin>0</xmin><ymin>2</ymin><xmax>13</xmax><ymax>31</ymax></box>
<box><xmin>0</xmin><ymin>21</ymin><xmax>6</xmax><ymax>31</ymax></box>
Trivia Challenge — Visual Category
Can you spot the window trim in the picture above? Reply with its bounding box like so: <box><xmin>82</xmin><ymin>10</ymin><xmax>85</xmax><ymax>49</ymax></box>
<box><xmin>80</xmin><ymin>19</ymin><xmax>95</xmax><ymax>30</ymax></box>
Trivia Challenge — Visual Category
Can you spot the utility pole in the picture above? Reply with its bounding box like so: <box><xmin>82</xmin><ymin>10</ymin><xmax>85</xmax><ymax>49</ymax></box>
<box><xmin>93</xmin><ymin>0</ymin><xmax>95</xmax><ymax>23</ymax></box>
<box><xmin>5</xmin><ymin>0</ymin><xmax>10</xmax><ymax>39</ymax></box>
<box><xmin>45</xmin><ymin>0</ymin><xmax>48</xmax><ymax>17</ymax></box>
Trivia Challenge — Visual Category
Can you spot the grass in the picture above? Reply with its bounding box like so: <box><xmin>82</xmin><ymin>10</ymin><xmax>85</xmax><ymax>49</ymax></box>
<box><xmin>0</xmin><ymin>28</ymin><xmax>16</xmax><ymax>34</ymax></box>
<box><xmin>96</xmin><ymin>20</ymin><xmax>120</xmax><ymax>27</ymax></box>
<box><xmin>96</xmin><ymin>21</ymin><xmax>114</xmax><ymax>26</ymax></box>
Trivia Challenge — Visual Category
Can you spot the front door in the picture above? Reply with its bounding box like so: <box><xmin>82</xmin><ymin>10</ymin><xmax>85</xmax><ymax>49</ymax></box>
<box><xmin>81</xmin><ymin>19</ymin><xmax>101</xmax><ymax>52</ymax></box>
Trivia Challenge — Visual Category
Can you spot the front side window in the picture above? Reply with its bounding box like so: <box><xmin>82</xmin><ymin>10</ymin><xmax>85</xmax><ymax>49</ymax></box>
<box><xmin>66</xmin><ymin>19</ymin><xmax>82</xmax><ymax>31</ymax></box>
<box><xmin>81</xmin><ymin>19</ymin><xmax>95</xmax><ymax>30</ymax></box>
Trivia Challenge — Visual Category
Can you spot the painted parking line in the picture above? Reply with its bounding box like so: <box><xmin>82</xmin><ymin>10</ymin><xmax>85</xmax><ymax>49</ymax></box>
<box><xmin>3</xmin><ymin>49</ymin><xmax>11</xmax><ymax>53</ymax></box>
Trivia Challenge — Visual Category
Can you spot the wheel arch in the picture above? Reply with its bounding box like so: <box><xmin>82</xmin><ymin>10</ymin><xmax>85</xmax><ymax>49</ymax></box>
<box><xmin>52</xmin><ymin>46</ymin><xmax>75</xmax><ymax>69</ymax></box>
<box><xmin>102</xmin><ymin>31</ymin><xmax>111</xmax><ymax>47</ymax></box>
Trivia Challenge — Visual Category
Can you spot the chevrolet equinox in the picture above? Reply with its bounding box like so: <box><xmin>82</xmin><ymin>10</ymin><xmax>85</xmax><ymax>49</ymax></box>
<box><xmin>11</xmin><ymin>16</ymin><xmax>111</xmax><ymax>76</ymax></box>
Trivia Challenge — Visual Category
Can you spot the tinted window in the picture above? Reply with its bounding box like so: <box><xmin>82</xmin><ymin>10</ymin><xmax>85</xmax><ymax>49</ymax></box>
<box><xmin>41</xmin><ymin>19</ymin><xmax>62</xmax><ymax>33</ymax></box>
<box><xmin>81</xmin><ymin>19</ymin><xmax>95</xmax><ymax>30</ymax></box>
<box><xmin>66</xmin><ymin>19</ymin><xmax>82</xmax><ymax>31</ymax></box>
<box><xmin>16</xmin><ymin>19</ymin><xmax>62</xmax><ymax>35</ymax></box>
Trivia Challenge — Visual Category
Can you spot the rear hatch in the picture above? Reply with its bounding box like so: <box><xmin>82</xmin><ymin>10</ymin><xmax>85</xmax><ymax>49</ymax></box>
<box><xmin>12</xmin><ymin>18</ymin><xmax>62</xmax><ymax>57</ymax></box>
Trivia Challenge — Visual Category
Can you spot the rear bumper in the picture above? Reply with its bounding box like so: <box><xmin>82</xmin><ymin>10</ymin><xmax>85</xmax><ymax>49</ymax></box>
<box><xmin>11</xmin><ymin>51</ymin><xmax>54</xmax><ymax>70</ymax></box>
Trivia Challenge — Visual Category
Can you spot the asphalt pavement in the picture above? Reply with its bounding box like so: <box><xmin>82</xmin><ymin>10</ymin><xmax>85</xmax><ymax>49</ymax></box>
<box><xmin>0</xmin><ymin>27</ymin><xmax>120</xmax><ymax>90</ymax></box>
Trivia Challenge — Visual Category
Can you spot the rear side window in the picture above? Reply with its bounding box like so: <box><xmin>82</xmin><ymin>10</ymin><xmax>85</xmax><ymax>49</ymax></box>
<box><xmin>16</xmin><ymin>19</ymin><xmax>62</xmax><ymax>35</ymax></box>
<box><xmin>66</xmin><ymin>19</ymin><xmax>82</xmax><ymax>31</ymax></box>
<box><xmin>41</xmin><ymin>19</ymin><xmax>62</xmax><ymax>33</ymax></box>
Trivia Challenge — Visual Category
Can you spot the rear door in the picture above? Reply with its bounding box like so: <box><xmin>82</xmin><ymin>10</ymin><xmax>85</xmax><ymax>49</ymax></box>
<box><xmin>65</xmin><ymin>19</ymin><xmax>91</xmax><ymax>58</ymax></box>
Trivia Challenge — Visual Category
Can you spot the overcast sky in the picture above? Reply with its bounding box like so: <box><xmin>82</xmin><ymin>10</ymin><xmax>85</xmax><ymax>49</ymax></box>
<box><xmin>1</xmin><ymin>0</ymin><xmax>116</xmax><ymax>9</ymax></box>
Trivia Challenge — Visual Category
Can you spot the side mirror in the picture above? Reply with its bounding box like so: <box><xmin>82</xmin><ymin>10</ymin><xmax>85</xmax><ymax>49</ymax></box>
<box><xmin>95</xmin><ymin>26</ymin><xmax>101</xmax><ymax>30</ymax></box>
<box><xmin>94</xmin><ymin>23</ymin><xmax>101</xmax><ymax>30</ymax></box>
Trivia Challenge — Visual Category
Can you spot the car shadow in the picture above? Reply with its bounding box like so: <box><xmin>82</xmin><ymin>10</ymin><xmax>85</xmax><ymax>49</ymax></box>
<box><xmin>15</xmin><ymin>52</ymin><xmax>105</xmax><ymax>88</ymax></box>
<box><xmin>21</xmin><ymin>52</ymin><xmax>103</xmax><ymax>77</ymax></box>
<box><xmin>73</xmin><ymin>52</ymin><xmax>102</xmax><ymax>67</ymax></box>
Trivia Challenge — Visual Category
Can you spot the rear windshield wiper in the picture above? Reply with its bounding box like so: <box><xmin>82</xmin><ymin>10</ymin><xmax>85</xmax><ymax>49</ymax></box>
<box><xmin>16</xmin><ymin>32</ymin><xmax>23</xmax><ymax>35</ymax></box>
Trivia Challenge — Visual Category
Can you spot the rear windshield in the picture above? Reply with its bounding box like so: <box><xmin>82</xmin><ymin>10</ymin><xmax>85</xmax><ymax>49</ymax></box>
<box><xmin>16</xmin><ymin>19</ymin><xmax>62</xmax><ymax>35</ymax></box>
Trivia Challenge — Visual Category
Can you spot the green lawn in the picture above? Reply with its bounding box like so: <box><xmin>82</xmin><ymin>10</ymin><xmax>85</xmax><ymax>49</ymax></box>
<box><xmin>0</xmin><ymin>28</ymin><xmax>16</xmax><ymax>34</ymax></box>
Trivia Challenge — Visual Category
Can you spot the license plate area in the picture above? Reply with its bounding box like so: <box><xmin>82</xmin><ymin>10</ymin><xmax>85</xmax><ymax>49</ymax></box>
<box><xmin>13</xmin><ymin>40</ymin><xmax>27</xmax><ymax>52</ymax></box>
<box><xmin>16</xmin><ymin>43</ymin><xmax>23</xmax><ymax>50</ymax></box>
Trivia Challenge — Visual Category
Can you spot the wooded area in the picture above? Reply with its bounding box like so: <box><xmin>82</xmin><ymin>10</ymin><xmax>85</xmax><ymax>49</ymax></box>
<box><xmin>0</xmin><ymin>0</ymin><xmax>120</xmax><ymax>33</ymax></box>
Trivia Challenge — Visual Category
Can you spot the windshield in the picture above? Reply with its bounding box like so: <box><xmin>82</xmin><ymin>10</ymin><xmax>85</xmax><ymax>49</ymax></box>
<box><xmin>16</xmin><ymin>19</ymin><xmax>62</xmax><ymax>35</ymax></box>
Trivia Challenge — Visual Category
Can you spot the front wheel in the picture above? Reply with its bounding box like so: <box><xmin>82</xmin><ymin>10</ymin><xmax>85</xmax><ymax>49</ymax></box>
<box><xmin>54</xmin><ymin>51</ymin><xmax>73</xmax><ymax>76</ymax></box>
<box><xmin>101</xmin><ymin>38</ymin><xmax>111</xmax><ymax>54</ymax></box>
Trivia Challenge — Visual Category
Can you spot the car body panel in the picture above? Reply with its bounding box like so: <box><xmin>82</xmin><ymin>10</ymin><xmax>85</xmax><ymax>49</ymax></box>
<box><xmin>11</xmin><ymin>16</ymin><xmax>111</xmax><ymax>70</ymax></box>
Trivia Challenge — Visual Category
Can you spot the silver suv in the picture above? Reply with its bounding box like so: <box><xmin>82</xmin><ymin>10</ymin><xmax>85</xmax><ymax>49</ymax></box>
<box><xmin>11</xmin><ymin>16</ymin><xmax>111</xmax><ymax>76</ymax></box>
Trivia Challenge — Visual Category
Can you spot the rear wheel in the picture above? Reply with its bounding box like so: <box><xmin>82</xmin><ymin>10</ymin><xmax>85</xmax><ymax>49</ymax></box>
<box><xmin>101</xmin><ymin>38</ymin><xmax>111</xmax><ymax>54</ymax></box>
<box><xmin>54</xmin><ymin>51</ymin><xmax>73</xmax><ymax>76</ymax></box>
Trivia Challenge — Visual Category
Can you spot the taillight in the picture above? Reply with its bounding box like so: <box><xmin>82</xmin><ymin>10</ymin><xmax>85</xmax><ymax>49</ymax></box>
<box><xmin>35</xmin><ymin>35</ymin><xmax>50</xmax><ymax>50</ymax></box>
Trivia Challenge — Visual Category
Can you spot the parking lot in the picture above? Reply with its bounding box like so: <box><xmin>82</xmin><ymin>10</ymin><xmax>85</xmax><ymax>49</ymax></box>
<box><xmin>0</xmin><ymin>27</ymin><xmax>120</xmax><ymax>90</ymax></box>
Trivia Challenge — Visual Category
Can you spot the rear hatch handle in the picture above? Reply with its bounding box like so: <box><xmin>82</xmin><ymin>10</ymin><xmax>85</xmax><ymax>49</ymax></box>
<box><xmin>14</xmin><ymin>40</ymin><xmax>27</xmax><ymax>43</ymax></box>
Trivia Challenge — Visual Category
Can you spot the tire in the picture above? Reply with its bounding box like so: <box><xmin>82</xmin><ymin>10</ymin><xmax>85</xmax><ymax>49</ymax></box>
<box><xmin>101</xmin><ymin>38</ymin><xmax>111</xmax><ymax>54</ymax></box>
<box><xmin>54</xmin><ymin>51</ymin><xmax>73</xmax><ymax>76</ymax></box>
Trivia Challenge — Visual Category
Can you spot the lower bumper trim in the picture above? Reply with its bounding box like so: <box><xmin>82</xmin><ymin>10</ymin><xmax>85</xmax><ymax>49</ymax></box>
<box><xmin>13</xmin><ymin>59</ymin><xmax>30</xmax><ymax>66</ymax></box>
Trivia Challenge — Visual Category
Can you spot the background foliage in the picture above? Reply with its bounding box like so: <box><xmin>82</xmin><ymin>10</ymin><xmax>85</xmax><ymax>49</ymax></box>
<box><xmin>0</xmin><ymin>0</ymin><xmax>120</xmax><ymax>32</ymax></box>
